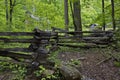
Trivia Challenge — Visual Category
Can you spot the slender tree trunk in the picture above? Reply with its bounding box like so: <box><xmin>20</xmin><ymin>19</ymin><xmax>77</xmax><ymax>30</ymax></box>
<box><xmin>111</xmin><ymin>0</ymin><xmax>116</xmax><ymax>30</ymax></box>
<box><xmin>64</xmin><ymin>0</ymin><xmax>69</xmax><ymax>31</ymax></box>
<box><xmin>5</xmin><ymin>0</ymin><xmax>9</xmax><ymax>25</ymax></box>
<box><xmin>9</xmin><ymin>0</ymin><xmax>16</xmax><ymax>27</ymax></box>
<box><xmin>10</xmin><ymin>0</ymin><xmax>13</xmax><ymax>26</ymax></box>
<box><xmin>102</xmin><ymin>0</ymin><xmax>106</xmax><ymax>31</ymax></box>
<box><xmin>73</xmin><ymin>0</ymin><xmax>82</xmax><ymax>37</ymax></box>
<box><xmin>73</xmin><ymin>0</ymin><xmax>82</xmax><ymax>32</ymax></box>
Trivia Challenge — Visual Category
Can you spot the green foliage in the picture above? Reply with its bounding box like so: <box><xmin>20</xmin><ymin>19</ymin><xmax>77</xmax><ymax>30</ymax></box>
<box><xmin>0</xmin><ymin>0</ymin><xmax>120</xmax><ymax>31</ymax></box>
<box><xmin>48</xmin><ymin>50</ymin><xmax>61</xmax><ymax>66</ymax></box>
<box><xmin>0</xmin><ymin>0</ymin><xmax>65</xmax><ymax>31</ymax></box>
<box><xmin>0</xmin><ymin>61</ymin><xmax>27</xmax><ymax>80</ymax></box>
<box><xmin>34</xmin><ymin>65</ymin><xmax>59</xmax><ymax>80</ymax></box>
<box><xmin>12</xmin><ymin>66</ymin><xmax>27</xmax><ymax>80</ymax></box>
<box><xmin>34</xmin><ymin>65</ymin><xmax>45</xmax><ymax>77</ymax></box>
<box><xmin>114</xmin><ymin>61</ymin><xmax>120</xmax><ymax>67</ymax></box>
<box><xmin>68</xmin><ymin>59</ymin><xmax>81</xmax><ymax>67</ymax></box>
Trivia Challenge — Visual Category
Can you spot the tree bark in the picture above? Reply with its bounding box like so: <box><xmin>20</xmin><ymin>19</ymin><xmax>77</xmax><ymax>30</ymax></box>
<box><xmin>73</xmin><ymin>0</ymin><xmax>82</xmax><ymax>32</ymax></box>
<box><xmin>9</xmin><ymin>0</ymin><xmax>13</xmax><ymax>26</ymax></box>
<box><xmin>9</xmin><ymin>0</ymin><xmax>16</xmax><ymax>27</ymax></box>
<box><xmin>0</xmin><ymin>50</ymin><xmax>32</xmax><ymax>59</ymax></box>
<box><xmin>5</xmin><ymin>0</ymin><xmax>9</xmax><ymax>25</ymax></box>
<box><xmin>72</xmin><ymin>0</ymin><xmax>82</xmax><ymax>38</ymax></box>
<box><xmin>64</xmin><ymin>0</ymin><xmax>69</xmax><ymax>31</ymax></box>
<box><xmin>102</xmin><ymin>0</ymin><xmax>106</xmax><ymax>31</ymax></box>
<box><xmin>111</xmin><ymin>0</ymin><xmax>116</xmax><ymax>30</ymax></box>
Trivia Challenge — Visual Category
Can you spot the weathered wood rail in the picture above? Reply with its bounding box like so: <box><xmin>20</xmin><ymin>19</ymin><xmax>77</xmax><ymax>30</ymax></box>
<box><xmin>0</xmin><ymin>28</ymin><xmax>57</xmax><ymax>70</ymax></box>
<box><xmin>0</xmin><ymin>28</ymin><xmax>115</xmax><ymax>80</ymax></box>
<box><xmin>0</xmin><ymin>28</ymin><xmax>114</xmax><ymax>59</ymax></box>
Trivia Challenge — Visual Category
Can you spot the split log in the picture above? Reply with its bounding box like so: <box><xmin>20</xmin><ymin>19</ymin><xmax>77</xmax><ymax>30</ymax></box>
<box><xmin>58</xmin><ymin>40</ymin><xmax>110</xmax><ymax>44</ymax></box>
<box><xmin>57</xmin><ymin>31</ymin><xmax>114</xmax><ymax>34</ymax></box>
<box><xmin>53</xmin><ymin>36</ymin><xmax>110</xmax><ymax>41</ymax></box>
<box><xmin>0</xmin><ymin>32</ymin><xmax>34</xmax><ymax>36</ymax></box>
<box><xmin>57</xmin><ymin>43</ymin><xmax>107</xmax><ymax>48</ymax></box>
<box><xmin>0</xmin><ymin>48</ymin><xmax>32</xmax><ymax>52</ymax></box>
<box><xmin>0</xmin><ymin>37</ymin><xmax>57</xmax><ymax>42</ymax></box>
<box><xmin>0</xmin><ymin>50</ymin><xmax>32</xmax><ymax>59</ymax></box>
<box><xmin>0</xmin><ymin>32</ymin><xmax>57</xmax><ymax>36</ymax></box>
<box><xmin>0</xmin><ymin>38</ymin><xmax>55</xmax><ymax>43</ymax></box>
<box><xmin>83</xmin><ymin>37</ymin><xmax>109</xmax><ymax>40</ymax></box>
<box><xmin>51</xmin><ymin>27</ymin><xmax>67</xmax><ymax>32</ymax></box>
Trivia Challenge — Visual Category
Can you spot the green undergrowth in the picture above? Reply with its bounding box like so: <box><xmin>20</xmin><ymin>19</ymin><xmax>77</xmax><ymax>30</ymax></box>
<box><xmin>0</xmin><ymin>60</ymin><xmax>27</xmax><ymax>80</ymax></box>
<box><xmin>114</xmin><ymin>61</ymin><xmax>120</xmax><ymax>67</ymax></box>
<box><xmin>48</xmin><ymin>46</ymin><xmax>83</xmax><ymax>66</ymax></box>
<box><xmin>49</xmin><ymin>46</ymin><xmax>120</xmax><ymax>68</ymax></box>
<box><xmin>0</xmin><ymin>46</ymin><xmax>120</xmax><ymax>80</ymax></box>
<box><xmin>49</xmin><ymin>46</ymin><xmax>82</xmax><ymax>60</ymax></box>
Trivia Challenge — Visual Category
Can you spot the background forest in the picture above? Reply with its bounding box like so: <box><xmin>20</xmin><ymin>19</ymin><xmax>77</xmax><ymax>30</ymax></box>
<box><xmin>0</xmin><ymin>0</ymin><xmax>120</xmax><ymax>31</ymax></box>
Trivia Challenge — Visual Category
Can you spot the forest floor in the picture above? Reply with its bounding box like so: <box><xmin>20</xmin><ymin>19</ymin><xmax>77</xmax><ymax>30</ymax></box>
<box><xmin>0</xmin><ymin>48</ymin><xmax>120</xmax><ymax>80</ymax></box>
<box><xmin>58</xmin><ymin>48</ymin><xmax>120</xmax><ymax>80</ymax></box>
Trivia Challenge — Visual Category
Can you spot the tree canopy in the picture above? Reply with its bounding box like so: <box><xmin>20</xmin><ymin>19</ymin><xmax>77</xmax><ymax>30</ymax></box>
<box><xmin>0</xmin><ymin>0</ymin><xmax>120</xmax><ymax>31</ymax></box>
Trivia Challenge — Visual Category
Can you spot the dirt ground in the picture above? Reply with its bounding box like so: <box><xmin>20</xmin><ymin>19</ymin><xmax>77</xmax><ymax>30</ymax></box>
<box><xmin>58</xmin><ymin>48</ymin><xmax>120</xmax><ymax>80</ymax></box>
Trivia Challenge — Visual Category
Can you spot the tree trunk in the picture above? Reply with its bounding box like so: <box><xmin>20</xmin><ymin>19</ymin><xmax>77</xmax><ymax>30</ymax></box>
<box><xmin>102</xmin><ymin>0</ymin><xmax>106</xmax><ymax>31</ymax></box>
<box><xmin>73</xmin><ymin>0</ymin><xmax>82</xmax><ymax>37</ymax></box>
<box><xmin>5</xmin><ymin>0</ymin><xmax>9</xmax><ymax>26</ymax></box>
<box><xmin>64</xmin><ymin>0</ymin><xmax>69</xmax><ymax>31</ymax></box>
<box><xmin>73</xmin><ymin>0</ymin><xmax>82</xmax><ymax>32</ymax></box>
<box><xmin>10</xmin><ymin>0</ymin><xmax>13</xmax><ymax>26</ymax></box>
<box><xmin>9</xmin><ymin>0</ymin><xmax>16</xmax><ymax>28</ymax></box>
<box><xmin>111</xmin><ymin>0</ymin><xmax>116</xmax><ymax>30</ymax></box>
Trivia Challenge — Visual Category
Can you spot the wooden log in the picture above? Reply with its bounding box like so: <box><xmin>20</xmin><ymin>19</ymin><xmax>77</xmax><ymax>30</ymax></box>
<box><xmin>57</xmin><ymin>43</ymin><xmax>107</xmax><ymax>48</ymax></box>
<box><xmin>35</xmin><ymin>32</ymin><xmax>57</xmax><ymax>37</ymax></box>
<box><xmin>0</xmin><ymin>32</ymin><xmax>34</xmax><ymax>36</ymax></box>
<box><xmin>58</xmin><ymin>41</ymin><xmax>110</xmax><ymax>44</ymax></box>
<box><xmin>56</xmin><ymin>31</ymin><xmax>114</xmax><ymax>34</ymax></box>
<box><xmin>0</xmin><ymin>37</ymin><xmax>111</xmax><ymax>45</ymax></box>
<box><xmin>58</xmin><ymin>35</ymin><xmax>93</xmax><ymax>37</ymax></box>
<box><xmin>0</xmin><ymin>32</ymin><xmax>57</xmax><ymax>36</ymax></box>
<box><xmin>0</xmin><ymin>48</ymin><xmax>32</xmax><ymax>52</ymax></box>
<box><xmin>0</xmin><ymin>38</ymin><xmax>37</xmax><ymax>43</ymax></box>
<box><xmin>0</xmin><ymin>50</ymin><xmax>32</xmax><ymax>59</ymax></box>
<box><xmin>82</xmin><ymin>37</ymin><xmax>109</xmax><ymax>40</ymax></box>
<box><xmin>51</xmin><ymin>27</ymin><xmax>67</xmax><ymax>32</ymax></box>
<box><xmin>0</xmin><ymin>31</ymin><xmax>114</xmax><ymax>36</ymax></box>
<box><xmin>0</xmin><ymin>38</ymin><xmax>53</xmax><ymax>43</ymax></box>
<box><xmin>57</xmin><ymin>36</ymin><xmax>109</xmax><ymax>40</ymax></box>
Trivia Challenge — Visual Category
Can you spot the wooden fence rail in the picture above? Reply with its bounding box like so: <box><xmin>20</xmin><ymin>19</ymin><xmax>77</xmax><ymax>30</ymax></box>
<box><xmin>0</xmin><ymin>28</ymin><xmax>116</xmax><ymax>80</ymax></box>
